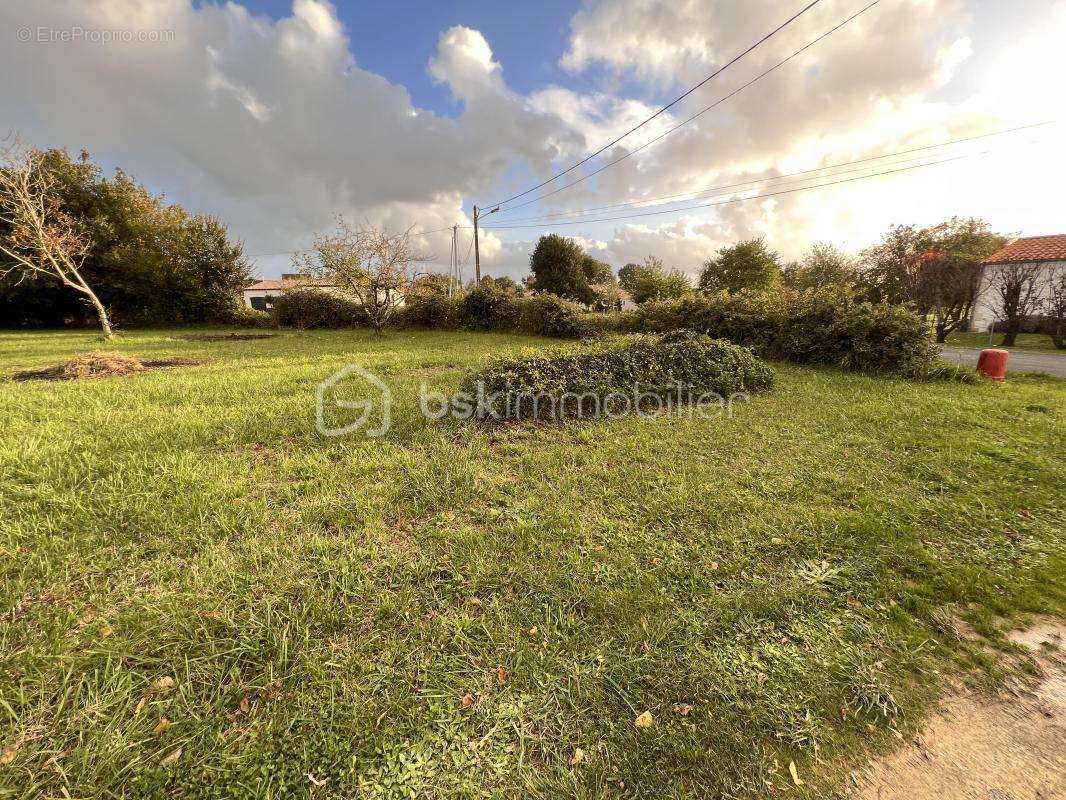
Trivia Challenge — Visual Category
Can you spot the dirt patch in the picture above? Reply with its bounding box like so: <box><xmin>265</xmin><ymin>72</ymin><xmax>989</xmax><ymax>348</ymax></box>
<box><xmin>173</xmin><ymin>332</ymin><xmax>276</xmax><ymax>342</ymax></box>
<box><xmin>849</xmin><ymin>617</ymin><xmax>1066</xmax><ymax>800</ymax></box>
<box><xmin>11</xmin><ymin>351</ymin><xmax>198</xmax><ymax>382</ymax></box>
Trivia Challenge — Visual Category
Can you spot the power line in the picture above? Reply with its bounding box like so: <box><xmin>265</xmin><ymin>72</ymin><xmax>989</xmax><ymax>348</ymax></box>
<box><xmin>245</xmin><ymin>224</ymin><xmax>466</xmax><ymax>259</ymax></box>
<box><xmin>485</xmin><ymin>122</ymin><xmax>1053</xmax><ymax>225</ymax></box>
<box><xmin>482</xmin><ymin>0</ymin><xmax>825</xmax><ymax>210</ymax></box>
<box><xmin>480</xmin><ymin>151</ymin><xmax>984</xmax><ymax>230</ymax></box>
<box><xmin>494</xmin><ymin>0</ymin><xmax>882</xmax><ymax>217</ymax></box>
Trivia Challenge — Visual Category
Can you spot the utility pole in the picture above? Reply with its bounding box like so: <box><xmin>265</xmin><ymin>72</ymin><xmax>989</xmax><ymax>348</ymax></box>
<box><xmin>472</xmin><ymin>205</ymin><xmax>481</xmax><ymax>284</ymax></box>
<box><xmin>450</xmin><ymin>224</ymin><xmax>458</xmax><ymax>297</ymax></box>
<box><xmin>471</xmin><ymin>204</ymin><xmax>499</xmax><ymax>285</ymax></box>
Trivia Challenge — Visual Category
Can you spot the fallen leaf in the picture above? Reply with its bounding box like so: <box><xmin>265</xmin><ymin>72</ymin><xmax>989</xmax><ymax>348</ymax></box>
<box><xmin>756</xmin><ymin>674</ymin><xmax>766</xmax><ymax>686</ymax></box>
<box><xmin>133</xmin><ymin>696</ymin><xmax>147</xmax><ymax>716</ymax></box>
<box><xmin>673</xmin><ymin>703</ymin><xmax>694</xmax><ymax>716</ymax></box>
<box><xmin>709</xmin><ymin>561</ymin><xmax>719</xmax><ymax>571</ymax></box>
<box><xmin>239</xmin><ymin>696</ymin><xmax>251</xmax><ymax>715</ymax></box>
<box><xmin>152</xmin><ymin>717</ymin><xmax>171</xmax><ymax>736</ymax></box>
<box><xmin>467</xmin><ymin>597</ymin><xmax>482</xmax><ymax>608</ymax></box>
<box><xmin>98</xmin><ymin>623</ymin><xmax>114</xmax><ymax>637</ymax></box>
<box><xmin>770</xmin><ymin>537</ymin><xmax>783</xmax><ymax>546</ymax></box>
<box><xmin>789</xmin><ymin>761</ymin><xmax>804</xmax><ymax>786</ymax></box>
<box><xmin>461</xmin><ymin>693</ymin><xmax>474</xmax><ymax>709</ymax></box>
<box><xmin>307</xmin><ymin>772</ymin><xmax>330</xmax><ymax>787</ymax></box>
<box><xmin>496</xmin><ymin>666</ymin><xmax>508</xmax><ymax>684</ymax></box>
<box><xmin>569</xmin><ymin>747</ymin><xmax>585</xmax><ymax>767</ymax></box>
<box><xmin>528</xmin><ymin>625</ymin><xmax>538</xmax><ymax>636</ymax></box>
<box><xmin>160</xmin><ymin>747</ymin><xmax>182</xmax><ymax>766</ymax></box>
<box><xmin>0</xmin><ymin>742</ymin><xmax>19</xmax><ymax>765</ymax></box>
<box><xmin>40</xmin><ymin>749</ymin><xmax>71</xmax><ymax>771</ymax></box>
<box><xmin>154</xmin><ymin>676</ymin><xmax>176</xmax><ymax>693</ymax></box>
<box><xmin>634</xmin><ymin>710</ymin><xmax>653</xmax><ymax>729</ymax></box>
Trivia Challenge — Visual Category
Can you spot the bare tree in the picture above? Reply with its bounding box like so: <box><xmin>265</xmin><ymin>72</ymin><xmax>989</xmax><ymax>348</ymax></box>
<box><xmin>985</xmin><ymin>263</ymin><xmax>1042</xmax><ymax>347</ymax></box>
<box><xmin>1044</xmin><ymin>269</ymin><xmax>1066</xmax><ymax>350</ymax></box>
<box><xmin>297</xmin><ymin>218</ymin><xmax>428</xmax><ymax>335</ymax></box>
<box><xmin>0</xmin><ymin>141</ymin><xmax>113</xmax><ymax>337</ymax></box>
<box><xmin>910</xmin><ymin>250</ymin><xmax>982</xmax><ymax>343</ymax></box>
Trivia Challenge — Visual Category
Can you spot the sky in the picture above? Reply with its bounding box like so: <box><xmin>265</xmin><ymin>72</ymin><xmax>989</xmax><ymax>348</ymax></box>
<box><xmin>2</xmin><ymin>0</ymin><xmax>1065</xmax><ymax>281</ymax></box>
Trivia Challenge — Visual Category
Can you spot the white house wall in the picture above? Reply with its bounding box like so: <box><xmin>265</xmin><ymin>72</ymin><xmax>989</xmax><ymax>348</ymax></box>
<box><xmin>972</xmin><ymin>261</ymin><xmax>1065</xmax><ymax>331</ymax></box>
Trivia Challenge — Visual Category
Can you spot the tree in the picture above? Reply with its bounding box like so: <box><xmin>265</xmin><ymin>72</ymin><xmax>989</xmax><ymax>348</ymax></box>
<box><xmin>985</xmin><ymin>262</ymin><xmax>1043</xmax><ymax>347</ymax></box>
<box><xmin>1044</xmin><ymin>270</ymin><xmax>1066</xmax><ymax>350</ymax></box>
<box><xmin>856</xmin><ymin>224</ymin><xmax>920</xmax><ymax>305</ymax></box>
<box><xmin>590</xmin><ymin>281</ymin><xmax>621</xmax><ymax>312</ymax></box>
<box><xmin>0</xmin><ymin>142</ymin><xmax>112</xmax><ymax>337</ymax></box>
<box><xmin>698</xmin><ymin>238</ymin><xmax>780</xmax><ymax>294</ymax></box>
<box><xmin>631</xmin><ymin>256</ymin><xmax>691</xmax><ymax>304</ymax></box>
<box><xmin>0</xmin><ymin>146</ymin><xmax>251</xmax><ymax>327</ymax></box>
<box><xmin>782</xmin><ymin>243</ymin><xmax>858</xmax><ymax>292</ymax></box>
<box><xmin>492</xmin><ymin>276</ymin><xmax>521</xmax><ymax>296</ymax></box>
<box><xmin>618</xmin><ymin>262</ymin><xmax>640</xmax><ymax>292</ymax></box>
<box><xmin>298</xmin><ymin>219</ymin><xmax>427</xmax><ymax>335</ymax></box>
<box><xmin>527</xmin><ymin>234</ymin><xmax>600</xmax><ymax>304</ymax></box>
<box><xmin>409</xmin><ymin>272</ymin><xmax>452</xmax><ymax>296</ymax></box>
<box><xmin>857</xmin><ymin>219</ymin><xmax>1005</xmax><ymax>325</ymax></box>
<box><xmin>914</xmin><ymin>218</ymin><xmax>1006</xmax><ymax>342</ymax></box>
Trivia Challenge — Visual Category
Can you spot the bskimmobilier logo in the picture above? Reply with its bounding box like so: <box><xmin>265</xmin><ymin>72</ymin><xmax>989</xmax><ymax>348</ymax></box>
<box><xmin>316</xmin><ymin>364</ymin><xmax>392</xmax><ymax>437</ymax></box>
<box><xmin>316</xmin><ymin>362</ymin><xmax>750</xmax><ymax>438</ymax></box>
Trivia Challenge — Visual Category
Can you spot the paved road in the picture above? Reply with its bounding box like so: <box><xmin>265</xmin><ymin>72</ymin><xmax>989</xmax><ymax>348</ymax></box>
<box><xmin>940</xmin><ymin>346</ymin><xmax>1066</xmax><ymax>378</ymax></box>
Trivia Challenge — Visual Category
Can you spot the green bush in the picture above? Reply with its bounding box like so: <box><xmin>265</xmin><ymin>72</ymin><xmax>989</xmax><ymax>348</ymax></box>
<box><xmin>214</xmin><ymin>300</ymin><xmax>273</xmax><ymax>328</ymax></box>
<box><xmin>462</xmin><ymin>284</ymin><xmax>520</xmax><ymax>330</ymax></box>
<box><xmin>627</xmin><ymin>289</ymin><xmax>938</xmax><ymax>376</ymax></box>
<box><xmin>270</xmin><ymin>289</ymin><xmax>367</xmax><ymax>329</ymax></box>
<box><xmin>400</xmin><ymin>293</ymin><xmax>463</xmax><ymax>329</ymax></box>
<box><xmin>517</xmin><ymin>294</ymin><xmax>587</xmax><ymax>338</ymax></box>
<box><xmin>460</xmin><ymin>330</ymin><xmax>774</xmax><ymax>421</ymax></box>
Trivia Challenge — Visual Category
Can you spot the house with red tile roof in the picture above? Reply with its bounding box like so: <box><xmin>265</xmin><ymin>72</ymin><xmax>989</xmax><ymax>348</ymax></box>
<box><xmin>241</xmin><ymin>273</ymin><xmax>337</xmax><ymax>310</ymax></box>
<box><xmin>972</xmin><ymin>235</ymin><xmax>1066</xmax><ymax>331</ymax></box>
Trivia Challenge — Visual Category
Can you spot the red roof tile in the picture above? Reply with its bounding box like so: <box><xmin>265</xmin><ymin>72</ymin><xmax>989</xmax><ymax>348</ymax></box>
<box><xmin>982</xmin><ymin>234</ymin><xmax>1066</xmax><ymax>265</ymax></box>
<box><xmin>243</xmin><ymin>277</ymin><xmax>336</xmax><ymax>291</ymax></box>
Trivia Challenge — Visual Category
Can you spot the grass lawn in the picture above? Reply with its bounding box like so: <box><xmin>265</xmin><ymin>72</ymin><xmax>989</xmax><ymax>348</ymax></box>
<box><xmin>946</xmin><ymin>331</ymin><xmax>1061</xmax><ymax>352</ymax></box>
<box><xmin>1</xmin><ymin>328</ymin><xmax>1063</xmax><ymax>798</ymax></box>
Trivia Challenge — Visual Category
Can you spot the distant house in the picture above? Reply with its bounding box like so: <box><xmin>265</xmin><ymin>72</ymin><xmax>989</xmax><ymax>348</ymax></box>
<box><xmin>241</xmin><ymin>273</ymin><xmax>336</xmax><ymax>310</ymax></box>
<box><xmin>618</xmin><ymin>289</ymin><xmax>636</xmax><ymax>311</ymax></box>
<box><xmin>972</xmin><ymin>235</ymin><xmax>1066</xmax><ymax>331</ymax></box>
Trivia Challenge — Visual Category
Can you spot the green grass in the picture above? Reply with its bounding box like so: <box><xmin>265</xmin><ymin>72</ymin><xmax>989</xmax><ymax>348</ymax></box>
<box><xmin>946</xmin><ymin>331</ymin><xmax>1062</xmax><ymax>352</ymax></box>
<box><xmin>1</xmin><ymin>328</ymin><xmax>1063</xmax><ymax>799</ymax></box>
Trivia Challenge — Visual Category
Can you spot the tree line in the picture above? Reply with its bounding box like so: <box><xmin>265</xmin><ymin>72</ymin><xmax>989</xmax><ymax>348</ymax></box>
<box><xmin>0</xmin><ymin>143</ymin><xmax>252</xmax><ymax>335</ymax></box>
<box><xmin>515</xmin><ymin>220</ymin><xmax>1063</xmax><ymax>347</ymax></box>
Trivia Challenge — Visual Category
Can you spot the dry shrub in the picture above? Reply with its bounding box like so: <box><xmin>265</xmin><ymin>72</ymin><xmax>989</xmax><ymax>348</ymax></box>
<box><xmin>60</xmin><ymin>351</ymin><xmax>146</xmax><ymax>378</ymax></box>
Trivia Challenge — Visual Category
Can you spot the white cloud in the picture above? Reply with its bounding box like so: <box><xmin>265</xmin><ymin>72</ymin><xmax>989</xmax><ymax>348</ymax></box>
<box><xmin>0</xmin><ymin>1</ymin><xmax>576</xmax><ymax>276</ymax></box>
<box><xmin>0</xmin><ymin>0</ymin><xmax>1062</xmax><ymax>284</ymax></box>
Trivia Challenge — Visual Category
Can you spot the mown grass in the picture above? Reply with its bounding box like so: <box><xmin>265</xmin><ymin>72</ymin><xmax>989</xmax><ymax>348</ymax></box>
<box><xmin>0</xmin><ymin>328</ymin><xmax>1063</xmax><ymax>799</ymax></box>
<box><xmin>947</xmin><ymin>330</ymin><xmax>1061</xmax><ymax>352</ymax></box>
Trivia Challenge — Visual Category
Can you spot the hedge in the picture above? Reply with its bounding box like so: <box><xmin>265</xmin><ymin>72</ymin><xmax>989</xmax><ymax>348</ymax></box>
<box><xmin>619</xmin><ymin>289</ymin><xmax>940</xmax><ymax>377</ymax></box>
<box><xmin>270</xmin><ymin>289</ymin><xmax>368</xmax><ymax>329</ymax></box>
<box><xmin>400</xmin><ymin>287</ymin><xmax>588</xmax><ymax>338</ymax></box>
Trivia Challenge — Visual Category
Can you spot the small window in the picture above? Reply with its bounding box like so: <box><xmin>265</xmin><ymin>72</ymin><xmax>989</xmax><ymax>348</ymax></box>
<box><xmin>250</xmin><ymin>296</ymin><xmax>268</xmax><ymax>311</ymax></box>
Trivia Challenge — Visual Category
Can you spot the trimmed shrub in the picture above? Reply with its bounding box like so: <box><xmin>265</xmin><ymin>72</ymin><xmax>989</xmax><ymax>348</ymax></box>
<box><xmin>216</xmin><ymin>302</ymin><xmax>272</xmax><ymax>328</ymax></box>
<box><xmin>518</xmin><ymin>294</ymin><xmax>587</xmax><ymax>338</ymax></box>
<box><xmin>463</xmin><ymin>284</ymin><xmax>521</xmax><ymax>330</ymax></box>
<box><xmin>270</xmin><ymin>289</ymin><xmax>367</xmax><ymax>329</ymax></box>
<box><xmin>460</xmin><ymin>330</ymin><xmax>774</xmax><ymax>421</ymax></box>
<box><xmin>400</xmin><ymin>293</ymin><xmax>463</xmax><ymax>329</ymax></box>
<box><xmin>627</xmin><ymin>288</ymin><xmax>938</xmax><ymax>376</ymax></box>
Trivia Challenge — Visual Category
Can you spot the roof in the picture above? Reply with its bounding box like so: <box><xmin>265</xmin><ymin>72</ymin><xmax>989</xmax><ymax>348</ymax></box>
<box><xmin>243</xmin><ymin>277</ymin><xmax>336</xmax><ymax>292</ymax></box>
<box><xmin>982</xmin><ymin>235</ymin><xmax>1066</xmax><ymax>265</ymax></box>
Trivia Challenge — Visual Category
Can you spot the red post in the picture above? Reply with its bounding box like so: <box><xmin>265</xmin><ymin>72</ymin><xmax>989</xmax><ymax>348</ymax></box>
<box><xmin>976</xmin><ymin>348</ymin><xmax>1009</xmax><ymax>380</ymax></box>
